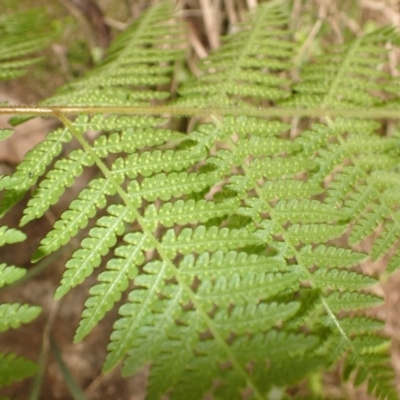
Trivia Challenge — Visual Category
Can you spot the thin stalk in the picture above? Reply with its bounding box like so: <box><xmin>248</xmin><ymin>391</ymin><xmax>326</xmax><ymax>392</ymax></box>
<box><xmin>1</xmin><ymin>105</ymin><xmax>400</xmax><ymax>120</ymax></box>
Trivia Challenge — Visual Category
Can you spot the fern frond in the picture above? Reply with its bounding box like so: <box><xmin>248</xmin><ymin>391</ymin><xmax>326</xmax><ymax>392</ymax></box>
<box><xmin>33</xmin><ymin>122</ymin><xmax>184</xmax><ymax>260</ymax></box>
<box><xmin>168</xmin><ymin>330</ymin><xmax>321</xmax><ymax>400</ymax></box>
<box><xmin>161</xmin><ymin>226</ymin><xmax>264</xmax><ymax>257</ymax></box>
<box><xmin>54</xmin><ymin>204</ymin><xmax>135</xmax><ymax>299</ymax></box>
<box><xmin>213</xmin><ymin>301</ymin><xmax>300</xmax><ymax>337</ymax></box>
<box><xmin>325</xmin><ymin>292</ymin><xmax>383</xmax><ymax>312</ymax></box>
<box><xmin>33</xmin><ymin>177</ymin><xmax>114</xmax><ymax>260</ymax></box>
<box><xmin>274</xmin><ymin>199</ymin><xmax>344</xmax><ymax>224</ymax></box>
<box><xmin>122</xmin><ymin>147</ymin><xmax>206</xmax><ymax>178</ymax></box>
<box><xmin>74</xmin><ymin>232</ymin><xmax>146</xmax><ymax>342</ymax></box>
<box><xmin>21</xmin><ymin>148</ymin><xmax>94</xmax><ymax>225</ymax></box>
<box><xmin>44</xmin><ymin>1</ymin><xmax>184</xmax><ymax>106</ymax></box>
<box><xmin>236</xmin><ymin>134</ymin><xmax>298</xmax><ymax>157</ymax></box>
<box><xmin>322</xmin><ymin>316</ymin><xmax>385</xmax><ymax>335</ymax></box>
<box><xmin>0</xmin><ymin>126</ymin><xmax>73</xmax><ymax>216</ymax></box>
<box><xmin>144</xmin><ymin>198</ymin><xmax>240</xmax><ymax>230</ymax></box>
<box><xmin>285</xmin><ymin>28</ymin><xmax>397</xmax><ymax>109</ymax></box>
<box><xmin>0</xmin><ymin>353</ymin><xmax>37</xmax><ymax>388</ymax></box>
<box><xmin>287</xmin><ymin>223</ymin><xmax>346</xmax><ymax>245</ymax></box>
<box><xmin>0</xmin><ymin>303</ymin><xmax>41</xmax><ymax>332</ymax></box>
<box><xmin>103</xmin><ymin>260</ymin><xmax>175</xmax><ymax>372</ymax></box>
<box><xmin>299</xmin><ymin>245</ymin><xmax>367</xmax><ymax>269</ymax></box>
<box><xmin>387</xmin><ymin>250</ymin><xmax>400</xmax><ymax>273</ymax></box>
<box><xmin>0</xmin><ymin>226</ymin><xmax>26</xmax><ymax>246</ymax></box>
<box><xmin>129</xmin><ymin>171</ymin><xmax>217</xmax><ymax>203</ymax></box>
<box><xmin>349</xmin><ymin>204</ymin><xmax>388</xmax><ymax>245</ymax></box>
<box><xmin>179</xmin><ymin>250</ymin><xmax>288</xmax><ymax>279</ymax></box>
<box><xmin>0</xmin><ymin>227</ymin><xmax>40</xmax><ymax>390</ymax></box>
<box><xmin>371</xmin><ymin>221</ymin><xmax>400</xmax><ymax>261</ymax></box>
<box><xmin>342</xmin><ymin>335</ymin><xmax>397</xmax><ymax>399</ymax></box>
<box><xmin>0</xmin><ymin>129</ymin><xmax>13</xmax><ymax>141</ymax></box>
<box><xmin>3</xmin><ymin>2</ymin><xmax>400</xmax><ymax>399</ymax></box>
<box><xmin>89</xmin><ymin>121</ymin><xmax>184</xmax><ymax>157</ymax></box>
<box><xmin>0</xmin><ymin>8</ymin><xmax>54</xmax><ymax>81</ymax></box>
<box><xmin>195</xmin><ymin>271</ymin><xmax>299</xmax><ymax>310</ymax></box>
<box><xmin>144</xmin><ymin>312</ymin><xmax>201</xmax><ymax>400</ymax></box>
<box><xmin>177</xmin><ymin>2</ymin><xmax>293</xmax><ymax>108</ymax></box>
<box><xmin>312</xmin><ymin>269</ymin><xmax>377</xmax><ymax>291</ymax></box>
<box><xmin>0</xmin><ymin>264</ymin><xmax>25</xmax><ymax>288</ymax></box>
<box><xmin>223</xmin><ymin>116</ymin><xmax>290</xmax><ymax>137</ymax></box>
<box><xmin>249</xmin><ymin>155</ymin><xmax>315</xmax><ymax>180</ymax></box>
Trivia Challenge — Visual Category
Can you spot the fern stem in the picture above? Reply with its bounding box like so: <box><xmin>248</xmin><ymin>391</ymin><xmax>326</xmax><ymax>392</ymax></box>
<box><xmin>3</xmin><ymin>105</ymin><xmax>400</xmax><ymax>120</ymax></box>
<box><xmin>55</xmin><ymin>112</ymin><xmax>266</xmax><ymax>400</ymax></box>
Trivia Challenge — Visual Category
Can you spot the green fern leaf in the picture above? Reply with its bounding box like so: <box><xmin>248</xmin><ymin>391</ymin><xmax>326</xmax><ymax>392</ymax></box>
<box><xmin>325</xmin><ymin>292</ymin><xmax>383</xmax><ymax>312</ymax></box>
<box><xmin>21</xmin><ymin>149</ymin><xmax>94</xmax><ymax>225</ymax></box>
<box><xmin>122</xmin><ymin>286</ymin><xmax>189</xmax><ymax>378</ymax></box>
<box><xmin>223</xmin><ymin>116</ymin><xmax>290</xmax><ymax>137</ymax></box>
<box><xmin>196</xmin><ymin>271</ymin><xmax>299</xmax><ymax>310</ymax></box>
<box><xmin>287</xmin><ymin>223</ymin><xmax>346</xmax><ymax>245</ymax></box>
<box><xmin>0</xmin><ymin>264</ymin><xmax>25</xmax><ymax>288</ymax></box>
<box><xmin>91</xmin><ymin>125</ymin><xmax>185</xmax><ymax>157</ymax></box>
<box><xmin>161</xmin><ymin>226</ymin><xmax>264</xmax><ymax>258</ymax></box>
<box><xmin>33</xmin><ymin>177</ymin><xmax>114</xmax><ymax>260</ymax></box>
<box><xmin>274</xmin><ymin>199</ymin><xmax>344</xmax><ymax>224</ymax></box>
<box><xmin>128</xmin><ymin>171</ymin><xmax>217</xmax><ymax>202</ymax></box>
<box><xmin>387</xmin><ymin>250</ymin><xmax>400</xmax><ymax>273</ymax></box>
<box><xmin>0</xmin><ymin>226</ymin><xmax>40</xmax><ymax>390</ymax></box>
<box><xmin>44</xmin><ymin>1</ymin><xmax>184</xmax><ymax>106</ymax></box>
<box><xmin>1</xmin><ymin>126</ymin><xmax>73</xmax><ymax>193</ymax></box>
<box><xmin>179</xmin><ymin>250</ymin><xmax>288</xmax><ymax>279</ymax></box>
<box><xmin>371</xmin><ymin>221</ymin><xmax>400</xmax><ymax>261</ymax></box>
<box><xmin>0</xmin><ymin>303</ymin><xmax>41</xmax><ymax>332</ymax></box>
<box><xmin>144</xmin><ymin>198</ymin><xmax>240</xmax><ymax>230</ymax></box>
<box><xmin>213</xmin><ymin>302</ymin><xmax>300</xmax><ymax>337</ymax></box>
<box><xmin>122</xmin><ymin>148</ymin><xmax>206</xmax><ymax>178</ymax></box>
<box><xmin>261</xmin><ymin>179</ymin><xmax>324</xmax><ymax>201</ymax></box>
<box><xmin>103</xmin><ymin>260</ymin><xmax>175</xmax><ymax>372</ymax></box>
<box><xmin>144</xmin><ymin>312</ymin><xmax>201</xmax><ymax>400</ymax></box>
<box><xmin>325</xmin><ymin>166</ymin><xmax>372</xmax><ymax>209</ymax></box>
<box><xmin>237</xmin><ymin>135</ymin><xmax>299</xmax><ymax>157</ymax></box>
<box><xmin>300</xmin><ymin>245</ymin><xmax>367</xmax><ymax>268</ymax></box>
<box><xmin>0</xmin><ymin>226</ymin><xmax>26</xmax><ymax>245</ymax></box>
<box><xmin>74</xmin><ymin>233</ymin><xmax>146</xmax><ymax>341</ymax></box>
<box><xmin>285</xmin><ymin>28</ymin><xmax>396</xmax><ymax>109</ymax></box>
<box><xmin>0</xmin><ymin>129</ymin><xmax>13</xmax><ymax>141</ymax></box>
<box><xmin>342</xmin><ymin>335</ymin><xmax>396</xmax><ymax>400</ymax></box>
<box><xmin>2</xmin><ymin>2</ymin><xmax>400</xmax><ymax>399</ymax></box>
<box><xmin>0</xmin><ymin>8</ymin><xmax>54</xmax><ymax>81</ymax></box>
<box><xmin>0</xmin><ymin>353</ymin><xmax>37</xmax><ymax>388</ymax></box>
<box><xmin>249</xmin><ymin>155</ymin><xmax>315</xmax><ymax>180</ymax></box>
<box><xmin>349</xmin><ymin>203</ymin><xmax>388</xmax><ymax>245</ymax></box>
<box><xmin>322</xmin><ymin>316</ymin><xmax>385</xmax><ymax>334</ymax></box>
<box><xmin>54</xmin><ymin>204</ymin><xmax>135</xmax><ymax>299</ymax></box>
<box><xmin>0</xmin><ymin>228</ymin><xmax>27</xmax><ymax>287</ymax></box>
<box><xmin>177</xmin><ymin>2</ymin><xmax>293</xmax><ymax>108</ymax></box>
<box><xmin>0</xmin><ymin>127</ymin><xmax>72</xmax><ymax>216</ymax></box>
<box><xmin>313</xmin><ymin>269</ymin><xmax>377</xmax><ymax>291</ymax></box>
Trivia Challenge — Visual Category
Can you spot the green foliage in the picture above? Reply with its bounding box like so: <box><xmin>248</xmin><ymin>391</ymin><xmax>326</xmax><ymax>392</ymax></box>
<box><xmin>0</xmin><ymin>8</ymin><xmax>55</xmax><ymax>81</ymax></box>
<box><xmin>1</xmin><ymin>1</ymin><xmax>400</xmax><ymax>399</ymax></box>
<box><xmin>0</xmin><ymin>228</ymin><xmax>41</xmax><ymax>390</ymax></box>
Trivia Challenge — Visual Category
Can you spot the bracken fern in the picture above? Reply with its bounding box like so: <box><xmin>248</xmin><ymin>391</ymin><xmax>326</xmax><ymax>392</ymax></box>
<box><xmin>1</xmin><ymin>1</ymin><xmax>400</xmax><ymax>399</ymax></box>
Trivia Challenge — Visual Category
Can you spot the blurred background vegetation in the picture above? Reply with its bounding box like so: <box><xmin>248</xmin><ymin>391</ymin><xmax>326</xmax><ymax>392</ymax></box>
<box><xmin>2</xmin><ymin>0</ymin><xmax>399</xmax><ymax>102</ymax></box>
